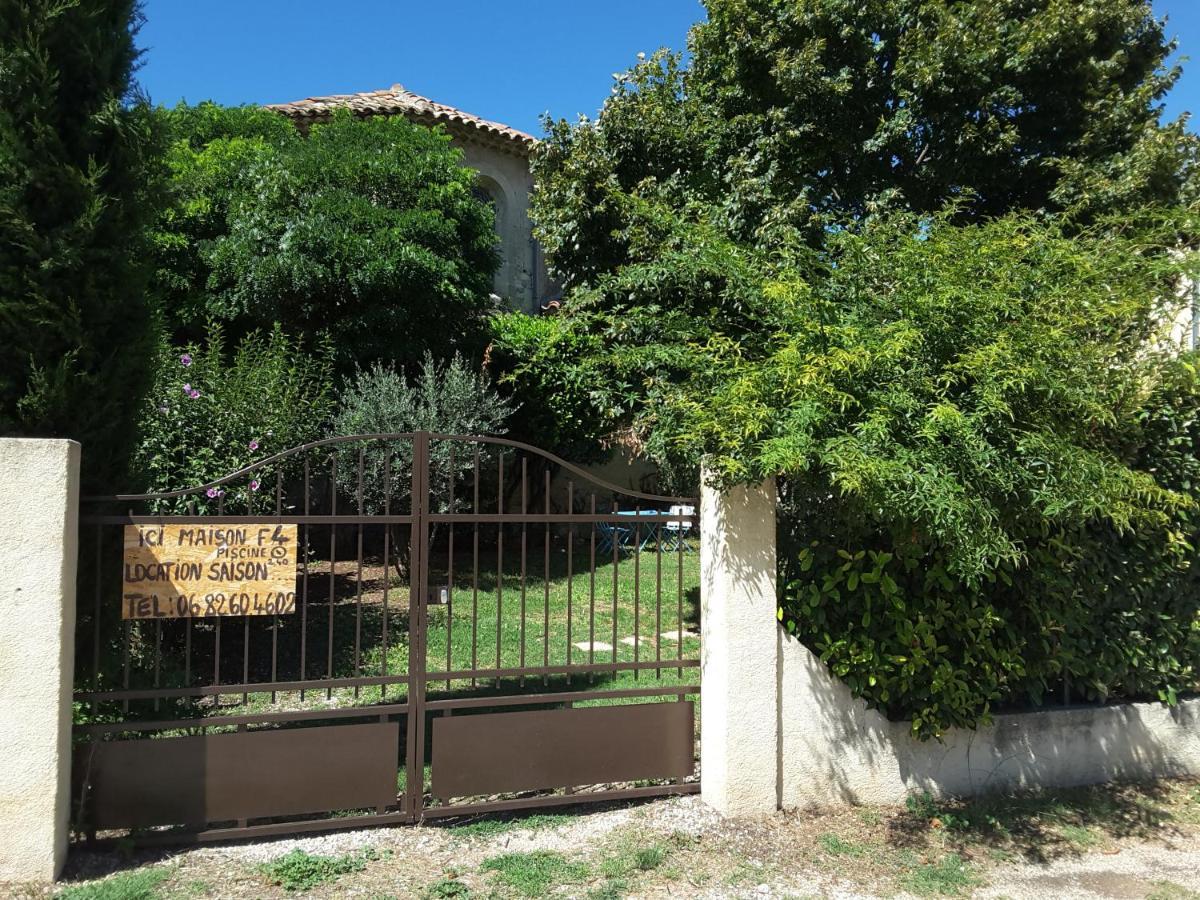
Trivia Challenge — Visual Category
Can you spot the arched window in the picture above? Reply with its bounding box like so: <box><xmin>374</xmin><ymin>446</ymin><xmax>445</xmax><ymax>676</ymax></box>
<box><xmin>472</xmin><ymin>176</ymin><xmax>505</xmax><ymax>240</ymax></box>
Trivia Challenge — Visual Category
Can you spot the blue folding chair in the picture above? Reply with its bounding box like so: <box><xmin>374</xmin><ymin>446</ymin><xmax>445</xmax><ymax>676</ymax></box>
<box><xmin>596</xmin><ymin>520</ymin><xmax>632</xmax><ymax>556</ymax></box>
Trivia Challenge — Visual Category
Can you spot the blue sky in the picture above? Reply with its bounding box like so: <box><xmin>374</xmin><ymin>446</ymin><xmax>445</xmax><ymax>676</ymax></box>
<box><xmin>137</xmin><ymin>0</ymin><xmax>1199</xmax><ymax>137</ymax></box>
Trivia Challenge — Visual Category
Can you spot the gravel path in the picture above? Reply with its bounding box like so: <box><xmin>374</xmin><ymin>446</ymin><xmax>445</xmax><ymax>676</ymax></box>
<box><xmin>43</xmin><ymin>785</ymin><xmax>1200</xmax><ymax>899</ymax></box>
<box><xmin>977</xmin><ymin>843</ymin><xmax>1200</xmax><ymax>900</ymax></box>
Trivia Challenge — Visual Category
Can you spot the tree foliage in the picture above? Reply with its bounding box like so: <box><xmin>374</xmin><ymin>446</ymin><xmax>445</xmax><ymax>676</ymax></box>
<box><xmin>148</xmin><ymin>103</ymin><xmax>298</xmax><ymax>339</ymax></box>
<box><xmin>522</xmin><ymin>0</ymin><xmax>1200</xmax><ymax>736</ymax></box>
<box><xmin>152</xmin><ymin>106</ymin><xmax>498</xmax><ymax>370</ymax></box>
<box><xmin>533</xmin><ymin>0</ymin><xmax>1198</xmax><ymax>280</ymax></box>
<box><xmin>0</xmin><ymin>0</ymin><xmax>161</xmax><ymax>485</ymax></box>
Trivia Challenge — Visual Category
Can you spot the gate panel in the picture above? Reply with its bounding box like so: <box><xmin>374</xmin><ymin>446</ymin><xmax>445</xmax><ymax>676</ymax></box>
<box><xmin>430</xmin><ymin>702</ymin><xmax>694</xmax><ymax>799</ymax></box>
<box><xmin>413</xmin><ymin>434</ymin><xmax>701</xmax><ymax>819</ymax></box>
<box><xmin>78</xmin><ymin>723</ymin><xmax>398</xmax><ymax>829</ymax></box>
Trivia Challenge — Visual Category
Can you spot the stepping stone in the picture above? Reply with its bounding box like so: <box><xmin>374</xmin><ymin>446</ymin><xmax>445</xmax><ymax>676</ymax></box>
<box><xmin>619</xmin><ymin>635</ymin><xmax>649</xmax><ymax>647</ymax></box>
<box><xmin>658</xmin><ymin>630</ymin><xmax>700</xmax><ymax>642</ymax></box>
<box><xmin>572</xmin><ymin>640</ymin><xmax>614</xmax><ymax>653</ymax></box>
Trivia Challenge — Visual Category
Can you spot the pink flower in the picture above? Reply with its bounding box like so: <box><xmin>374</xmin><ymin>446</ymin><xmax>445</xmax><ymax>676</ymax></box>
<box><xmin>249</xmin><ymin>439</ymin><xmax>259</xmax><ymax>451</ymax></box>
<box><xmin>189</xmin><ymin>389</ymin><xmax>201</xmax><ymax>399</ymax></box>
<box><xmin>249</xmin><ymin>479</ymin><xmax>260</xmax><ymax>491</ymax></box>
<box><xmin>206</xmin><ymin>487</ymin><xmax>218</xmax><ymax>498</ymax></box>
<box><xmin>182</xmin><ymin>383</ymin><xmax>191</xmax><ymax>394</ymax></box>
<box><xmin>180</xmin><ymin>353</ymin><xmax>192</xmax><ymax>367</ymax></box>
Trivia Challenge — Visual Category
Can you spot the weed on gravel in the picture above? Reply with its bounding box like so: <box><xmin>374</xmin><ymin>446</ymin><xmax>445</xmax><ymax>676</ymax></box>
<box><xmin>259</xmin><ymin>848</ymin><xmax>378</xmax><ymax>892</ymax></box>
<box><xmin>479</xmin><ymin>850</ymin><xmax>590</xmax><ymax>898</ymax></box>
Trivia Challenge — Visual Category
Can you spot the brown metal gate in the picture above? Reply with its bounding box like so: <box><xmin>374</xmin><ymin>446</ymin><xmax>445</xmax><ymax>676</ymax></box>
<box><xmin>72</xmin><ymin>432</ymin><xmax>700</xmax><ymax>844</ymax></box>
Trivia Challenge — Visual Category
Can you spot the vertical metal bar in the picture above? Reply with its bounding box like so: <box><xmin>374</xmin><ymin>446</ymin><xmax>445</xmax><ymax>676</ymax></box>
<box><xmin>405</xmin><ymin>431</ymin><xmax>430</xmax><ymax>821</ymax></box>
<box><xmin>327</xmin><ymin>452</ymin><xmax>337</xmax><ymax>699</ymax></box>
<box><xmin>92</xmin><ymin>525</ymin><xmax>102</xmax><ymax>717</ymax></box>
<box><xmin>241</xmin><ymin>613</ymin><xmax>249</xmax><ymax>704</ymax></box>
<box><xmin>611</xmin><ymin>499</ymin><xmax>620</xmax><ymax>671</ymax></box>
<box><xmin>354</xmin><ymin>448</ymin><xmax>365</xmax><ymax>698</ymax></box>
<box><xmin>446</xmin><ymin>443</ymin><xmax>455</xmax><ymax>679</ymax></box>
<box><xmin>272</xmin><ymin>470</ymin><xmax>282</xmax><ymax>702</ymax></box>
<box><xmin>496</xmin><ymin>453</ymin><xmax>504</xmax><ymax>685</ymax></box>
<box><xmin>519</xmin><ymin>457</ymin><xmax>527</xmax><ymax>686</ymax></box>
<box><xmin>633</xmin><ymin>504</ymin><xmax>640</xmax><ymax>681</ymax></box>
<box><xmin>214</xmin><ymin>493</ymin><xmax>223</xmax><ymax>702</ymax></box>
<box><xmin>186</xmin><ymin>500</ymin><xmax>195</xmax><ymax>689</ymax></box>
<box><xmin>566</xmin><ymin>481</ymin><xmax>574</xmax><ymax>669</ymax></box>
<box><xmin>656</xmin><ymin>515</ymin><xmax>663</xmax><ymax>680</ymax></box>
<box><xmin>212</xmin><ymin>602</ymin><xmax>221</xmax><ymax>693</ymax></box>
<box><xmin>240</xmin><ymin>478</ymin><xmax>252</xmax><ymax>702</ymax></box>
<box><xmin>414</xmin><ymin>431</ymin><xmax>431</xmax><ymax>818</ymax></box>
<box><xmin>543</xmin><ymin>468</ymin><xmax>551</xmax><ymax>686</ymax></box>
<box><xmin>300</xmin><ymin>457</ymin><xmax>310</xmax><ymax>699</ymax></box>
<box><xmin>122</xmin><ymin>620</ymin><xmax>131</xmax><ymax>716</ymax></box>
<box><xmin>153</xmin><ymin>619</ymin><xmax>162</xmax><ymax>711</ymax></box>
<box><xmin>381</xmin><ymin>454</ymin><xmax>391</xmax><ymax>700</ymax></box>
<box><xmin>678</xmin><ymin>510</ymin><xmax>685</xmax><ymax>678</ymax></box>
<box><xmin>588</xmin><ymin>494</ymin><xmax>596</xmax><ymax>671</ymax></box>
<box><xmin>122</xmin><ymin>507</ymin><xmax>133</xmax><ymax>713</ymax></box>
<box><xmin>471</xmin><ymin>447</ymin><xmax>480</xmax><ymax>689</ymax></box>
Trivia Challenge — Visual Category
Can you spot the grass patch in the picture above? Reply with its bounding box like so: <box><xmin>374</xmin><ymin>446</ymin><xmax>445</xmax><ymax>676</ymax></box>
<box><xmin>1147</xmin><ymin>882</ymin><xmax>1200</xmax><ymax>900</ymax></box>
<box><xmin>260</xmin><ymin>848</ymin><xmax>373</xmax><ymax>892</ymax></box>
<box><xmin>57</xmin><ymin>867</ymin><xmax>172</xmax><ymax>900</ymax></box>
<box><xmin>447</xmin><ymin>812</ymin><xmax>572</xmax><ymax>839</ymax></box>
<box><xmin>1056</xmin><ymin>823</ymin><xmax>1101</xmax><ymax>848</ymax></box>
<box><xmin>598</xmin><ymin>841</ymin><xmax>669</xmax><ymax>879</ymax></box>
<box><xmin>900</xmin><ymin>853</ymin><xmax>979</xmax><ymax>896</ymax></box>
<box><xmin>422</xmin><ymin>876</ymin><xmax>473</xmax><ymax>898</ymax></box>
<box><xmin>480</xmin><ymin>850</ymin><xmax>590</xmax><ymax>898</ymax></box>
<box><xmin>168</xmin><ymin>881</ymin><xmax>212</xmax><ymax>898</ymax></box>
<box><xmin>817</xmin><ymin>832</ymin><xmax>868</xmax><ymax>857</ymax></box>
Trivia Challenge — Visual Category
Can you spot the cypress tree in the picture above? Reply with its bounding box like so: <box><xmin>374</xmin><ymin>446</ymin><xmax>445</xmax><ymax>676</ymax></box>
<box><xmin>0</xmin><ymin>0</ymin><xmax>161</xmax><ymax>487</ymax></box>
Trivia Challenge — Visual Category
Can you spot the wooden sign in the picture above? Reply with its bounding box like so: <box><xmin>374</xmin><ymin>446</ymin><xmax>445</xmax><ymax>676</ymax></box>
<box><xmin>122</xmin><ymin>524</ymin><xmax>298</xmax><ymax>619</ymax></box>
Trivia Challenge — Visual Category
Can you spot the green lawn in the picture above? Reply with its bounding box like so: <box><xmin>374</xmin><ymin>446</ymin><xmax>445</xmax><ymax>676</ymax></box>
<box><xmin>181</xmin><ymin>535</ymin><xmax>700</xmax><ymax>718</ymax></box>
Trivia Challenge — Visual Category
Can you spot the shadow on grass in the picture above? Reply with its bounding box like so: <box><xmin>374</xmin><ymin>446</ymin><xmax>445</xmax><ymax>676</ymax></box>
<box><xmin>888</xmin><ymin>780</ymin><xmax>1194</xmax><ymax>863</ymax></box>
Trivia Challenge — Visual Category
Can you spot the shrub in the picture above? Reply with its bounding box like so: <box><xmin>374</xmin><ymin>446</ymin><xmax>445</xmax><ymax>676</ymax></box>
<box><xmin>133</xmin><ymin>322</ymin><xmax>335</xmax><ymax>511</ymax></box>
<box><xmin>330</xmin><ymin>354</ymin><xmax>511</xmax><ymax>513</ymax></box>
<box><xmin>486</xmin><ymin>312</ymin><xmax>609</xmax><ymax>463</ymax></box>
<box><xmin>150</xmin><ymin>105</ymin><xmax>498</xmax><ymax>370</ymax></box>
<box><xmin>0</xmin><ymin>0</ymin><xmax>162</xmax><ymax>488</ymax></box>
<box><xmin>764</xmin><ymin>220</ymin><xmax>1200</xmax><ymax>737</ymax></box>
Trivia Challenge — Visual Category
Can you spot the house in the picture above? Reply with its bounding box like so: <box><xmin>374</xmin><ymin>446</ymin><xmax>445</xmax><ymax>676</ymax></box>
<box><xmin>266</xmin><ymin>85</ymin><xmax>556</xmax><ymax>314</ymax></box>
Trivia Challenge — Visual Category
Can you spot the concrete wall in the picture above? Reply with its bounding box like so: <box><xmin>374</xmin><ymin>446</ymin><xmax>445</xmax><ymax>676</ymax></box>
<box><xmin>780</xmin><ymin>631</ymin><xmax>1200</xmax><ymax>807</ymax></box>
<box><xmin>700</xmin><ymin>476</ymin><xmax>1200</xmax><ymax>816</ymax></box>
<box><xmin>0</xmin><ymin>439</ymin><xmax>80</xmax><ymax>883</ymax></box>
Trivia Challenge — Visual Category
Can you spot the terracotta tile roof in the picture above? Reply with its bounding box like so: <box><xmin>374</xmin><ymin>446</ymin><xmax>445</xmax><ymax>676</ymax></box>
<box><xmin>265</xmin><ymin>84</ymin><xmax>536</xmax><ymax>153</ymax></box>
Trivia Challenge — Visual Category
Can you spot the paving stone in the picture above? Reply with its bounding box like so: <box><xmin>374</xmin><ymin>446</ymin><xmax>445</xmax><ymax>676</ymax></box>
<box><xmin>572</xmin><ymin>640</ymin><xmax>614</xmax><ymax>652</ymax></box>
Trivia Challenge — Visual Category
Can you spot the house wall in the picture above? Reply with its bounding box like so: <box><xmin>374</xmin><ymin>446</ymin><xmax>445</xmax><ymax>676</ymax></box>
<box><xmin>455</xmin><ymin>139</ymin><xmax>554</xmax><ymax>313</ymax></box>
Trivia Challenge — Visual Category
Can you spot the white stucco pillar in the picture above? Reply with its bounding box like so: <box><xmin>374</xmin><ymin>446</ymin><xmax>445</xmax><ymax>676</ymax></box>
<box><xmin>0</xmin><ymin>439</ymin><xmax>80</xmax><ymax>884</ymax></box>
<box><xmin>700</xmin><ymin>474</ymin><xmax>779</xmax><ymax>816</ymax></box>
